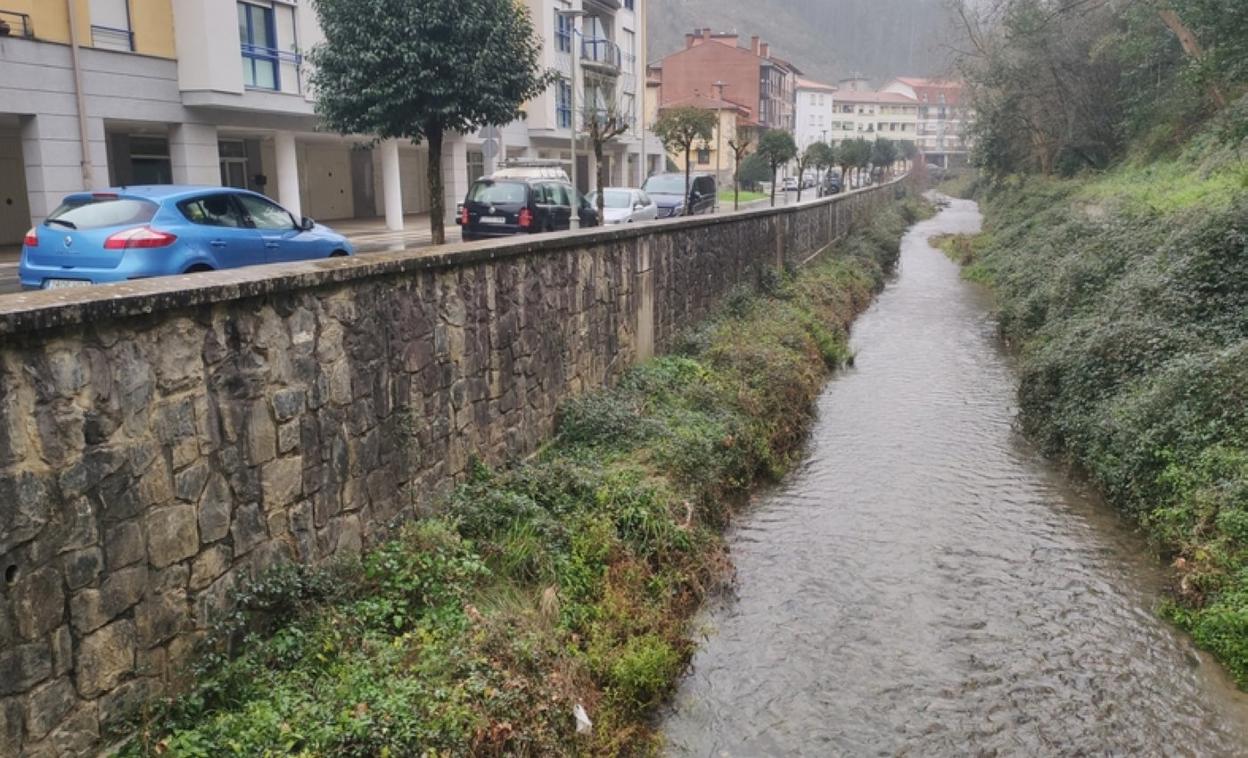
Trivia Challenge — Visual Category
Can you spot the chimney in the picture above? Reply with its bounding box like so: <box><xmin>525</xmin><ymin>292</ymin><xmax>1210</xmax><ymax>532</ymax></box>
<box><xmin>713</xmin><ymin>81</ymin><xmax>726</xmax><ymax>100</ymax></box>
<box><xmin>750</xmin><ymin>35</ymin><xmax>760</xmax><ymax>55</ymax></box>
<box><xmin>702</xmin><ymin>28</ymin><xmax>712</xmax><ymax>41</ymax></box>
<box><xmin>760</xmin><ymin>42</ymin><xmax>770</xmax><ymax>59</ymax></box>
<box><xmin>685</xmin><ymin>32</ymin><xmax>696</xmax><ymax>49</ymax></box>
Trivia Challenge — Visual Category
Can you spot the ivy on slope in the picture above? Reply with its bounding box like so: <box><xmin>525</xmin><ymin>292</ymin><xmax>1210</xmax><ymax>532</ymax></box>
<box><xmin>948</xmin><ymin>105</ymin><xmax>1248</xmax><ymax>685</ymax></box>
<box><xmin>119</xmin><ymin>198</ymin><xmax>928</xmax><ymax>757</ymax></box>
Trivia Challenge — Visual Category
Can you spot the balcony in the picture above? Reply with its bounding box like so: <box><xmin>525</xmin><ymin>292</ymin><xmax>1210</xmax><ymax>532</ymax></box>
<box><xmin>581</xmin><ymin>37</ymin><xmax>621</xmax><ymax>75</ymax></box>
<box><xmin>0</xmin><ymin>9</ymin><xmax>34</xmax><ymax>38</ymax></box>
<box><xmin>91</xmin><ymin>24</ymin><xmax>134</xmax><ymax>51</ymax></box>
<box><xmin>241</xmin><ymin>43</ymin><xmax>305</xmax><ymax>96</ymax></box>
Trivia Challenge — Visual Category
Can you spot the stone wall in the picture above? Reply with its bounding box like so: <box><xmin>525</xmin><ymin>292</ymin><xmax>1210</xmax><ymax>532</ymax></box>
<box><xmin>0</xmin><ymin>176</ymin><xmax>911</xmax><ymax>755</ymax></box>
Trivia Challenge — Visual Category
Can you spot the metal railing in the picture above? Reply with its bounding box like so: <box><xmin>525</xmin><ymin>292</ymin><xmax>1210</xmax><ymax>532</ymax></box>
<box><xmin>90</xmin><ymin>24</ymin><xmax>134</xmax><ymax>51</ymax></box>
<box><xmin>580</xmin><ymin>37</ymin><xmax>621</xmax><ymax>71</ymax></box>
<box><xmin>0</xmin><ymin>9</ymin><xmax>34</xmax><ymax>38</ymax></box>
<box><xmin>240</xmin><ymin>44</ymin><xmax>305</xmax><ymax>94</ymax></box>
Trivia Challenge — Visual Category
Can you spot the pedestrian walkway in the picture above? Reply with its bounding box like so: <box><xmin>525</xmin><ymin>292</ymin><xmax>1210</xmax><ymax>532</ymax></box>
<box><xmin>334</xmin><ymin>214</ymin><xmax>462</xmax><ymax>253</ymax></box>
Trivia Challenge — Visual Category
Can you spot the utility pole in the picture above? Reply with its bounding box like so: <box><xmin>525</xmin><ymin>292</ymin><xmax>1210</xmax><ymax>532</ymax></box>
<box><xmin>561</xmin><ymin>7</ymin><xmax>587</xmax><ymax>228</ymax></box>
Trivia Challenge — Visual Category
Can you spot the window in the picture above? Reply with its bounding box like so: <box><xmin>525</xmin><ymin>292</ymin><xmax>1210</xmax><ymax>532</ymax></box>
<box><xmin>179</xmin><ymin>195</ymin><xmax>248</xmax><ymax>228</ymax></box>
<box><xmin>696</xmin><ymin>148</ymin><xmax>710</xmax><ymax>164</ymax></box>
<box><xmin>624</xmin><ymin>0</ymin><xmax>634</xmax><ymax>9</ymax></box>
<box><xmin>239</xmin><ymin>1</ymin><xmax>278</xmax><ymax>90</ymax></box>
<box><xmin>555</xmin><ymin>13</ymin><xmax>572</xmax><ymax>53</ymax></box>
<box><xmin>47</xmin><ymin>198</ymin><xmax>157</xmax><ymax>230</ymax></box>
<box><xmin>556</xmin><ymin>79</ymin><xmax>573</xmax><ymax>129</ymax></box>
<box><xmin>809</xmin><ymin>94</ymin><xmax>817</xmax><ymax>106</ymax></box>
<box><xmin>128</xmin><ymin>136</ymin><xmax>172</xmax><ymax>185</ymax></box>
<box><xmin>236</xmin><ymin>193</ymin><xmax>296</xmax><ymax>229</ymax></box>
<box><xmin>622</xmin><ymin>29</ymin><xmax>636</xmax><ymax>73</ymax></box>
<box><xmin>467</xmin><ymin>150</ymin><xmax>485</xmax><ymax>185</ymax></box>
<box><xmin>90</xmin><ymin>0</ymin><xmax>133</xmax><ymax>51</ymax></box>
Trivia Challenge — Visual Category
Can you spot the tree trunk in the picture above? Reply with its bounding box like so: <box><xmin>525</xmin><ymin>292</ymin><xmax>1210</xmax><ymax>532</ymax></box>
<box><xmin>769</xmin><ymin>166</ymin><xmax>777</xmax><ymax>207</ymax></box>
<box><xmin>1158</xmin><ymin>9</ymin><xmax>1226</xmax><ymax>109</ymax></box>
<box><xmin>683</xmin><ymin>144</ymin><xmax>693</xmax><ymax>216</ymax></box>
<box><xmin>796</xmin><ymin>163</ymin><xmax>804</xmax><ymax>203</ymax></box>
<box><xmin>733</xmin><ymin>155</ymin><xmax>740</xmax><ymax>210</ymax></box>
<box><xmin>427</xmin><ymin>126</ymin><xmax>445</xmax><ymax>245</ymax></box>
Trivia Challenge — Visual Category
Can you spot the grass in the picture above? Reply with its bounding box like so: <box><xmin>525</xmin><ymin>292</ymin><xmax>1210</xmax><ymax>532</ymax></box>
<box><xmin>718</xmin><ymin>189</ymin><xmax>767</xmax><ymax>204</ymax></box>
<box><xmin>948</xmin><ymin>101</ymin><xmax>1248</xmax><ymax>686</ymax></box>
<box><xmin>118</xmin><ymin>196</ymin><xmax>931</xmax><ymax>756</ymax></box>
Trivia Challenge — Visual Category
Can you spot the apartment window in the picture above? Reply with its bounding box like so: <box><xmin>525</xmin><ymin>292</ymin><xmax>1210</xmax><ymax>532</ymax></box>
<box><xmin>239</xmin><ymin>2</ymin><xmax>279</xmax><ymax>90</ymax></box>
<box><xmin>555</xmin><ymin>12</ymin><xmax>572</xmax><ymax>53</ymax></box>
<box><xmin>556</xmin><ymin>79</ymin><xmax>573</xmax><ymax>129</ymax></box>
<box><xmin>809</xmin><ymin>94</ymin><xmax>816</xmax><ymax>106</ymax></box>
<box><xmin>697</xmin><ymin>148</ymin><xmax>710</xmax><ymax>164</ymax></box>
<box><xmin>624</xmin><ymin>0</ymin><xmax>634</xmax><ymax>9</ymax></box>
<box><xmin>129</xmin><ymin>136</ymin><xmax>172</xmax><ymax>185</ymax></box>
<box><xmin>90</xmin><ymin>0</ymin><xmax>133</xmax><ymax>51</ymax></box>
<box><xmin>622</xmin><ymin>29</ymin><xmax>636</xmax><ymax>73</ymax></box>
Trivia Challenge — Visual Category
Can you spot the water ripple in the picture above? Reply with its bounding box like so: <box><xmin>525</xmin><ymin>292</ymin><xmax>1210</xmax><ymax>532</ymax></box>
<box><xmin>660</xmin><ymin>198</ymin><xmax>1248</xmax><ymax>757</ymax></box>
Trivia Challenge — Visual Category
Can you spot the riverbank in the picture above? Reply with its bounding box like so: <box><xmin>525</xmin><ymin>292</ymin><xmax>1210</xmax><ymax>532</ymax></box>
<box><xmin>117</xmin><ymin>197</ymin><xmax>930</xmax><ymax>755</ymax></box>
<box><xmin>936</xmin><ymin>107</ymin><xmax>1248</xmax><ymax>686</ymax></box>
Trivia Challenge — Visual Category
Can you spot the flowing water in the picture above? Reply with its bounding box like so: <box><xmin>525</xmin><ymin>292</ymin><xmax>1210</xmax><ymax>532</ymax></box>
<box><xmin>660</xmin><ymin>197</ymin><xmax>1248</xmax><ymax>756</ymax></box>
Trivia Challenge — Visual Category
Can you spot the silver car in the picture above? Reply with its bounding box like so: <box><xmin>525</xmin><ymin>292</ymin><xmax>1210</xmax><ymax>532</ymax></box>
<box><xmin>587</xmin><ymin>188</ymin><xmax>659</xmax><ymax>225</ymax></box>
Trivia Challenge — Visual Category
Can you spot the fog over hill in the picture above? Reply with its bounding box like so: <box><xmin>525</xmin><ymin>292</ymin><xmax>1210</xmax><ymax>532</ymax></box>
<box><xmin>646</xmin><ymin>0</ymin><xmax>963</xmax><ymax>85</ymax></box>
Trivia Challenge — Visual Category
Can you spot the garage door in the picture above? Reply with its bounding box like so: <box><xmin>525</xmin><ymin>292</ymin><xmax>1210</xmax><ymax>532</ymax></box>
<box><xmin>303</xmin><ymin>144</ymin><xmax>353</xmax><ymax>220</ymax></box>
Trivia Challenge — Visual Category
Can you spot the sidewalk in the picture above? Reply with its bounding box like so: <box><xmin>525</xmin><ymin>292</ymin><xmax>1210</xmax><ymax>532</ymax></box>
<box><xmin>334</xmin><ymin>213</ymin><xmax>462</xmax><ymax>253</ymax></box>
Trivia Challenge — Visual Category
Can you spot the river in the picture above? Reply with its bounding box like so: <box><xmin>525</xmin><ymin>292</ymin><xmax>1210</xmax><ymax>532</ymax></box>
<box><xmin>659</xmin><ymin>196</ymin><xmax>1248</xmax><ymax>756</ymax></box>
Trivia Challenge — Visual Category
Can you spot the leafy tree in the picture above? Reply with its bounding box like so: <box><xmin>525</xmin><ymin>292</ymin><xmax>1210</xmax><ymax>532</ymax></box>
<box><xmin>794</xmin><ymin>145</ymin><xmax>816</xmax><ymax>202</ymax></box>
<box><xmin>653</xmin><ymin>107</ymin><xmax>717</xmax><ymax>215</ymax></box>
<box><xmin>839</xmin><ymin>138</ymin><xmax>872</xmax><ymax>189</ymax></box>
<box><xmin>582</xmin><ymin>78</ymin><xmax>631</xmax><ymax>222</ymax></box>
<box><xmin>756</xmin><ymin>130</ymin><xmax>798</xmax><ymax>207</ymax></box>
<box><xmin>727</xmin><ymin>126</ymin><xmax>756</xmax><ymax>210</ymax></box>
<box><xmin>871</xmin><ymin>138</ymin><xmax>898</xmax><ymax>178</ymax></box>
<box><xmin>309</xmin><ymin>0</ymin><xmax>554</xmax><ymax>245</ymax></box>
<box><xmin>738</xmin><ymin>153</ymin><xmax>771</xmax><ymax>190</ymax></box>
<box><xmin>807</xmin><ymin>141</ymin><xmax>838</xmax><ymax>188</ymax></box>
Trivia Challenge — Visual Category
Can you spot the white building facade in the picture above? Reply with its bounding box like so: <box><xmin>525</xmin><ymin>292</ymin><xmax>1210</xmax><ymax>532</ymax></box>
<box><xmin>794</xmin><ymin>78</ymin><xmax>837</xmax><ymax>150</ymax></box>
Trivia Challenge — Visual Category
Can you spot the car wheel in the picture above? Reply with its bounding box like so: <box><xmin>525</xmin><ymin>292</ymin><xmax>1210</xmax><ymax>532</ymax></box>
<box><xmin>185</xmin><ymin>264</ymin><xmax>214</xmax><ymax>274</ymax></box>
<box><xmin>329</xmin><ymin>250</ymin><xmax>349</xmax><ymax>257</ymax></box>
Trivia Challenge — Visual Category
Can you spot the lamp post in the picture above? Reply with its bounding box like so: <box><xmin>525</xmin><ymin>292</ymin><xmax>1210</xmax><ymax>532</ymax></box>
<box><xmin>560</xmin><ymin>8</ymin><xmax>587</xmax><ymax>229</ymax></box>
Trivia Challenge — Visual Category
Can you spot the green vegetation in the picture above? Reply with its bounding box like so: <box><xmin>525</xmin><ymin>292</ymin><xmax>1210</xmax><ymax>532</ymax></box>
<box><xmin>947</xmin><ymin>100</ymin><xmax>1248</xmax><ymax>685</ymax></box>
<box><xmin>121</xmin><ymin>199</ymin><xmax>929</xmax><ymax>755</ymax></box>
<box><xmin>720</xmin><ymin>189</ymin><xmax>766</xmax><ymax>204</ymax></box>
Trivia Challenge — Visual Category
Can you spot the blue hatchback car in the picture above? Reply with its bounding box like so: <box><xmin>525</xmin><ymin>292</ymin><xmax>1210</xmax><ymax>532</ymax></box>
<box><xmin>20</xmin><ymin>186</ymin><xmax>354</xmax><ymax>290</ymax></box>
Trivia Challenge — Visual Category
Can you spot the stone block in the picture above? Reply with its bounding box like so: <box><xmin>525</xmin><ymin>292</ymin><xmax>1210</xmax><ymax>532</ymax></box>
<box><xmin>62</xmin><ymin>547</ymin><xmax>103</xmax><ymax>590</ymax></box>
<box><xmin>135</xmin><ymin>590</ymin><xmax>188</xmax><ymax>648</ymax></box>
<box><xmin>24</xmin><ymin>677</ymin><xmax>76</xmax><ymax>742</ymax></box>
<box><xmin>46</xmin><ymin>701</ymin><xmax>99</xmax><ymax>757</ymax></box>
<box><xmin>12</xmin><ymin>566</ymin><xmax>65</xmax><ymax>640</ymax></box>
<box><xmin>261</xmin><ymin>456</ymin><xmax>303</xmax><ymax>509</ymax></box>
<box><xmin>230</xmin><ymin>502</ymin><xmax>266</xmax><ymax>556</ymax></box>
<box><xmin>145</xmin><ymin>504</ymin><xmax>198</xmax><ymax>568</ymax></box>
<box><xmin>272</xmin><ymin>388</ymin><xmax>306</xmax><ymax>422</ymax></box>
<box><xmin>246</xmin><ymin>401</ymin><xmax>276</xmax><ymax>464</ymax></box>
<box><xmin>189</xmin><ymin>545</ymin><xmax>231</xmax><ymax>592</ymax></box>
<box><xmin>0</xmin><ymin>696</ymin><xmax>22</xmax><ymax>757</ymax></box>
<box><xmin>104</xmin><ymin>521</ymin><xmax>144</xmax><ymax>569</ymax></box>
<box><xmin>50</xmin><ymin>625</ymin><xmax>73</xmax><ymax>678</ymax></box>
<box><xmin>277</xmin><ymin>420</ymin><xmax>300</xmax><ymax>455</ymax></box>
<box><xmin>137</xmin><ymin>455</ymin><xmax>174</xmax><ymax>508</ymax></box>
<box><xmin>174</xmin><ymin>460</ymin><xmax>210</xmax><ymax>503</ymax></box>
<box><xmin>98</xmin><ymin>676</ymin><xmax>157</xmax><ymax>727</ymax></box>
<box><xmin>75</xmin><ymin>620</ymin><xmax>135</xmax><ymax>698</ymax></box>
<box><xmin>70</xmin><ymin>565</ymin><xmax>146</xmax><ymax>634</ymax></box>
<box><xmin>0</xmin><ymin>471</ymin><xmax>53</xmax><ymax>555</ymax></box>
<box><xmin>197</xmin><ymin>473</ymin><xmax>233</xmax><ymax>544</ymax></box>
<box><xmin>0</xmin><ymin>642</ymin><xmax>52</xmax><ymax>695</ymax></box>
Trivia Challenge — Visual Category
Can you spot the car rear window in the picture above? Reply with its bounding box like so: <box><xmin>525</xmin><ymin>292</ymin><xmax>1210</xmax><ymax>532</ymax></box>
<box><xmin>469</xmin><ymin>181</ymin><xmax>527</xmax><ymax>205</ymax></box>
<box><xmin>642</xmin><ymin>175</ymin><xmax>685</xmax><ymax>195</ymax></box>
<box><xmin>46</xmin><ymin>197</ymin><xmax>158</xmax><ymax>230</ymax></box>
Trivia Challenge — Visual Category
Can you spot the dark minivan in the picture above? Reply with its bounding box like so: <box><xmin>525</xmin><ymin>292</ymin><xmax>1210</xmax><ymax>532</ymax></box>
<box><xmin>457</xmin><ymin>178</ymin><xmax>598</xmax><ymax>241</ymax></box>
<box><xmin>641</xmin><ymin>173</ymin><xmax>717</xmax><ymax>218</ymax></box>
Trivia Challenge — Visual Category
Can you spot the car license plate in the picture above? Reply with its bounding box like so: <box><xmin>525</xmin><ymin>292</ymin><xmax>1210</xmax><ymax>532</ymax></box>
<box><xmin>480</xmin><ymin>216</ymin><xmax>506</xmax><ymax>225</ymax></box>
<box><xmin>44</xmin><ymin>279</ymin><xmax>92</xmax><ymax>290</ymax></box>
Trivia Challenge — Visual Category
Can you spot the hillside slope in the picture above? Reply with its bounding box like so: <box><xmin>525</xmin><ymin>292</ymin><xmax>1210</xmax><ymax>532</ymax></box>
<box><xmin>646</xmin><ymin>0</ymin><xmax>959</xmax><ymax>84</ymax></box>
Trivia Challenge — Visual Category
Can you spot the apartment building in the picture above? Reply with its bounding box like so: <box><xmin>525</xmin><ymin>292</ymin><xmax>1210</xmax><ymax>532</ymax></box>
<box><xmin>649</xmin><ymin>29</ymin><xmax>799</xmax><ymax>135</ymax></box>
<box><xmin>825</xmin><ymin>77</ymin><xmax>918</xmax><ymax>147</ymax></box>
<box><xmin>795</xmin><ymin>78</ymin><xmax>837</xmax><ymax>150</ymax></box>
<box><xmin>882</xmin><ymin>77</ymin><xmax>971</xmax><ymax>167</ymax></box>
<box><xmin>0</xmin><ymin>0</ymin><xmax>652</xmax><ymax>247</ymax></box>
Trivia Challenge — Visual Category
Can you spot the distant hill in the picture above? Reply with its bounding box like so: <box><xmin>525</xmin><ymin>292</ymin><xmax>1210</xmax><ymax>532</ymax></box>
<box><xmin>646</xmin><ymin>0</ymin><xmax>962</xmax><ymax>86</ymax></box>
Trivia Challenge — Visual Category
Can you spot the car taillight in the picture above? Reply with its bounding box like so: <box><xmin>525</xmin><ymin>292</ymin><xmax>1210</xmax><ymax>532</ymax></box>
<box><xmin>103</xmin><ymin>226</ymin><xmax>178</xmax><ymax>250</ymax></box>
<box><xmin>518</xmin><ymin>207</ymin><xmax>533</xmax><ymax>229</ymax></box>
<box><xmin>23</xmin><ymin>228</ymin><xmax>37</xmax><ymax>247</ymax></box>
<box><xmin>459</xmin><ymin>205</ymin><xmax>469</xmax><ymax>225</ymax></box>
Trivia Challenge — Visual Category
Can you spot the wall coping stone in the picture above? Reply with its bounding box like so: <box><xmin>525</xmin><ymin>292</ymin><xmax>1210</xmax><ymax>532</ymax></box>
<box><xmin>0</xmin><ymin>177</ymin><xmax>905</xmax><ymax>338</ymax></box>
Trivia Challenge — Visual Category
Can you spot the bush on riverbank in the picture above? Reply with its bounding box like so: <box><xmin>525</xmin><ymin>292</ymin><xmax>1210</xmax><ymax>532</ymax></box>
<box><xmin>949</xmin><ymin>110</ymin><xmax>1248</xmax><ymax>684</ymax></box>
<box><xmin>119</xmin><ymin>198</ymin><xmax>926</xmax><ymax>756</ymax></box>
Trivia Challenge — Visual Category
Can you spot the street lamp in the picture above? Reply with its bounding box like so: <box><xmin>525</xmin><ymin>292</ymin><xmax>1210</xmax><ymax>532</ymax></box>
<box><xmin>559</xmin><ymin>8</ymin><xmax>587</xmax><ymax>229</ymax></box>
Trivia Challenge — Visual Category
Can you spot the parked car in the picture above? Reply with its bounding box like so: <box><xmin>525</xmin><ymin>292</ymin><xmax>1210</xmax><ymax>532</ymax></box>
<box><xmin>489</xmin><ymin>159</ymin><xmax>570</xmax><ymax>182</ymax></box>
<box><xmin>818</xmin><ymin>171</ymin><xmax>843</xmax><ymax>197</ymax></box>
<box><xmin>458</xmin><ymin>177</ymin><xmax>597</xmax><ymax>241</ymax></box>
<box><xmin>641</xmin><ymin>173</ymin><xmax>717</xmax><ymax>218</ymax></box>
<box><xmin>782</xmin><ymin>177</ymin><xmax>799</xmax><ymax>192</ymax></box>
<box><xmin>587</xmin><ymin>188</ymin><xmax>659</xmax><ymax>225</ymax></box>
<box><xmin>19</xmin><ymin>186</ymin><xmax>352</xmax><ymax>290</ymax></box>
